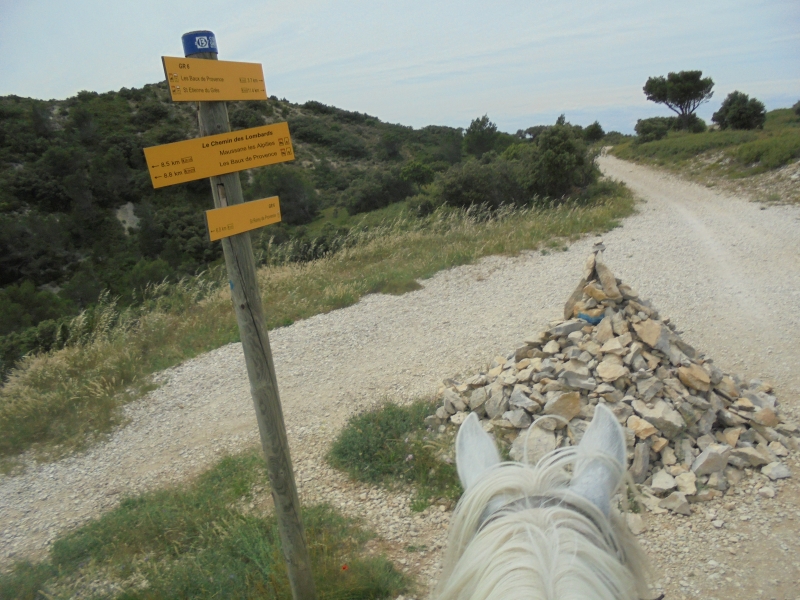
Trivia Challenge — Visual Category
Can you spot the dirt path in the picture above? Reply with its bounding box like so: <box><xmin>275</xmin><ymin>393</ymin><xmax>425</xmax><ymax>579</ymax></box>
<box><xmin>2</xmin><ymin>156</ymin><xmax>799</xmax><ymax>598</ymax></box>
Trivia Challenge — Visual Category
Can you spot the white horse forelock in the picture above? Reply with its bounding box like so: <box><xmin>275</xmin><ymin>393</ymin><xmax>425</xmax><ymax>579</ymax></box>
<box><xmin>433</xmin><ymin>446</ymin><xmax>650</xmax><ymax>600</ymax></box>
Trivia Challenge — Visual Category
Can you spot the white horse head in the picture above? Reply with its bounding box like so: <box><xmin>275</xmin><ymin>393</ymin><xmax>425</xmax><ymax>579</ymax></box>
<box><xmin>435</xmin><ymin>404</ymin><xmax>650</xmax><ymax>600</ymax></box>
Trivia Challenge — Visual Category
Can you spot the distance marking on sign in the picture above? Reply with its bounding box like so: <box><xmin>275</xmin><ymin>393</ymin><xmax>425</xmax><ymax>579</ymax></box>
<box><xmin>162</xmin><ymin>56</ymin><xmax>267</xmax><ymax>101</ymax></box>
<box><xmin>143</xmin><ymin>122</ymin><xmax>294</xmax><ymax>188</ymax></box>
<box><xmin>206</xmin><ymin>196</ymin><xmax>281</xmax><ymax>241</ymax></box>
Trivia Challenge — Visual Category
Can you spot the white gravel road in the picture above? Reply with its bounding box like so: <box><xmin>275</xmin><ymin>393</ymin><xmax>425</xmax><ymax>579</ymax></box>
<box><xmin>1</xmin><ymin>155</ymin><xmax>799</xmax><ymax>598</ymax></box>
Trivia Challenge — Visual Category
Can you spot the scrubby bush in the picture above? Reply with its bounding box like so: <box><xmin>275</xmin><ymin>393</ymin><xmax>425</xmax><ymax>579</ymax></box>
<box><xmin>400</xmin><ymin>160</ymin><xmax>435</xmax><ymax>187</ymax></box>
<box><xmin>346</xmin><ymin>167</ymin><xmax>414</xmax><ymax>214</ymax></box>
<box><xmin>435</xmin><ymin>156</ymin><xmax>526</xmax><ymax>209</ymax></box>
<box><xmin>288</xmin><ymin>116</ymin><xmax>368</xmax><ymax>158</ymax></box>
<box><xmin>794</xmin><ymin>101</ymin><xmax>800</xmax><ymax>117</ymax></box>
<box><xmin>432</xmin><ymin>117</ymin><xmax>594</xmax><ymax>208</ymax></box>
<box><xmin>603</xmin><ymin>131</ymin><xmax>629</xmax><ymax>145</ymax></box>
<box><xmin>377</xmin><ymin>131</ymin><xmax>403</xmax><ymax>160</ymax></box>
<box><xmin>463</xmin><ymin>115</ymin><xmax>498</xmax><ymax>158</ymax></box>
<box><xmin>229</xmin><ymin>106</ymin><xmax>264</xmax><ymax>130</ymax></box>
<box><xmin>534</xmin><ymin>123</ymin><xmax>593</xmax><ymax>197</ymax></box>
<box><xmin>635</xmin><ymin>114</ymin><xmax>705</xmax><ymax>143</ymax></box>
<box><xmin>712</xmin><ymin>92</ymin><xmax>767</xmax><ymax>130</ymax></box>
<box><xmin>248</xmin><ymin>165</ymin><xmax>319</xmax><ymax>226</ymax></box>
<box><xmin>584</xmin><ymin>121</ymin><xmax>605</xmax><ymax>142</ymax></box>
<box><xmin>635</xmin><ymin>117</ymin><xmax>673</xmax><ymax>142</ymax></box>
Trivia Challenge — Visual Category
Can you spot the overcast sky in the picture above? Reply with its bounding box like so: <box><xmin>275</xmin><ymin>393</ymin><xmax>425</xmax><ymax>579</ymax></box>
<box><xmin>1</xmin><ymin>0</ymin><xmax>798</xmax><ymax>133</ymax></box>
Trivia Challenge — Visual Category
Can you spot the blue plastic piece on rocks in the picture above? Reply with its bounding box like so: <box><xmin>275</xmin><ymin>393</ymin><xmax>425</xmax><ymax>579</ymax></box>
<box><xmin>578</xmin><ymin>312</ymin><xmax>603</xmax><ymax>326</ymax></box>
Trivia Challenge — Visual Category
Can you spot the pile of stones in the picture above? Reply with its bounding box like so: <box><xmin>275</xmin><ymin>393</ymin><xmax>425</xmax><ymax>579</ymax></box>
<box><xmin>427</xmin><ymin>244</ymin><xmax>797</xmax><ymax>515</ymax></box>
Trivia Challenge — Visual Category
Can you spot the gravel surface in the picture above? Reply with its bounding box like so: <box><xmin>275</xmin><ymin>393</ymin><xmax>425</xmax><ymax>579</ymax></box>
<box><xmin>1</xmin><ymin>155</ymin><xmax>799</xmax><ymax>598</ymax></box>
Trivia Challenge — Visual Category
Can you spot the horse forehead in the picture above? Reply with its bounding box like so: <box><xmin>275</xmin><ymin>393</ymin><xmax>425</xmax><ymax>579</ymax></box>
<box><xmin>476</xmin><ymin>494</ymin><xmax>601</xmax><ymax>534</ymax></box>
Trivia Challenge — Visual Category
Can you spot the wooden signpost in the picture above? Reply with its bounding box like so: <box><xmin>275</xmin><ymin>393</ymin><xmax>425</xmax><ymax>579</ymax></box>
<box><xmin>162</xmin><ymin>56</ymin><xmax>267</xmax><ymax>102</ymax></box>
<box><xmin>206</xmin><ymin>196</ymin><xmax>281</xmax><ymax>241</ymax></box>
<box><xmin>144</xmin><ymin>30</ymin><xmax>317</xmax><ymax>600</ymax></box>
<box><xmin>143</xmin><ymin>122</ymin><xmax>294</xmax><ymax>188</ymax></box>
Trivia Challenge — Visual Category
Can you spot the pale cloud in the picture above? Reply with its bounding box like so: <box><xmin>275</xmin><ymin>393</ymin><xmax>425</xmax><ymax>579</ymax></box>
<box><xmin>1</xmin><ymin>0</ymin><xmax>797</xmax><ymax>132</ymax></box>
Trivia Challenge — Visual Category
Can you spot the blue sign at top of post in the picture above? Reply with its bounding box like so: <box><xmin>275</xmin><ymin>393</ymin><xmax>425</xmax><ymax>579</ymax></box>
<box><xmin>182</xmin><ymin>31</ymin><xmax>218</xmax><ymax>56</ymax></box>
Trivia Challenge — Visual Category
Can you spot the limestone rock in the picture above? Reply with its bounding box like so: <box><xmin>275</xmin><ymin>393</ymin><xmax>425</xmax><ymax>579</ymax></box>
<box><xmin>484</xmin><ymin>389</ymin><xmax>509</xmax><ymax>419</ymax></box>
<box><xmin>627</xmin><ymin>415</ymin><xmax>658</xmax><ymax>439</ymax></box>
<box><xmin>595</xmin><ymin>317</ymin><xmax>615</xmax><ymax>344</ymax></box>
<box><xmin>678</xmin><ymin>363</ymin><xmax>711</xmax><ymax>392</ymax></box>
<box><xmin>675</xmin><ymin>472</ymin><xmax>697</xmax><ymax>495</ymax></box>
<box><xmin>548</xmin><ymin>320</ymin><xmax>586</xmax><ymax>338</ymax></box>
<box><xmin>751</xmin><ymin>407</ymin><xmax>780</xmax><ymax>428</ymax></box>
<box><xmin>443</xmin><ymin>389</ymin><xmax>467</xmax><ymax>413</ymax></box>
<box><xmin>503</xmin><ymin>409</ymin><xmax>532</xmax><ymax>429</ymax></box>
<box><xmin>543</xmin><ymin>391</ymin><xmax>581</xmax><ymax>423</ymax></box>
<box><xmin>659</xmin><ymin>492</ymin><xmax>691</xmax><ymax>516</ymax></box>
<box><xmin>651</xmin><ymin>470</ymin><xmax>677</xmax><ymax>495</ymax></box>
<box><xmin>510</xmin><ymin>425</ymin><xmax>556</xmax><ymax>465</ymax></box>
<box><xmin>691</xmin><ymin>443</ymin><xmax>731</xmax><ymax>475</ymax></box>
<box><xmin>730</xmin><ymin>447</ymin><xmax>770</xmax><ymax>468</ymax></box>
<box><xmin>594</xmin><ymin>252</ymin><xmax>622</xmax><ymax>301</ymax></box>
<box><xmin>597</xmin><ymin>361</ymin><xmax>627</xmax><ymax>382</ymax></box>
<box><xmin>633</xmin><ymin>319</ymin><xmax>668</xmax><ymax>351</ymax></box>
<box><xmin>632</xmin><ymin>399</ymin><xmax>686</xmax><ymax>439</ymax></box>
<box><xmin>630</xmin><ymin>441</ymin><xmax>650</xmax><ymax>484</ymax></box>
<box><xmin>762</xmin><ymin>462</ymin><xmax>791</xmax><ymax>480</ymax></box>
<box><xmin>626</xmin><ymin>513</ymin><xmax>646</xmax><ymax>535</ymax></box>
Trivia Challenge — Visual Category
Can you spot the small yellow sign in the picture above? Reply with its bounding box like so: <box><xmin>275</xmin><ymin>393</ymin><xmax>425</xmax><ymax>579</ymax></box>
<box><xmin>162</xmin><ymin>56</ymin><xmax>267</xmax><ymax>101</ymax></box>
<box><xmin>143</xmin><ymin>122</ymin><xmax>294</xmax><ymax>188</ymax></box>
<box><xmin>206</xmin><ymin>197</ymin><xmax>281</xmax><ymax>241</ymax></box>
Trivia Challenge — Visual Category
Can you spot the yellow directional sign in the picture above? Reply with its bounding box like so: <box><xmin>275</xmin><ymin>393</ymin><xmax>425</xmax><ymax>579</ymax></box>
<box><xmin>162</xmin><ymin>56</ymin><xmax>267</xmax><ymax>101</ymax></box>
<box><xmin>206</xmin><ymin>196</ymin><xmax>281</xmax><ymax>241</ymax></box>
<box><xmin>143</xmin><ymin>122</ymin><xmax>294</xmax><ymax>188</ymax></box>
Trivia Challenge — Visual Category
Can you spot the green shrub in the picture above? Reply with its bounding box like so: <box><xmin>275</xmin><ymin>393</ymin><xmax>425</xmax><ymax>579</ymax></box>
<box><xmin>463</xmin><ymin>115</ymin><xmax>498</xmax><ymax>158</ymax></box>
<box><xmin>328</xmin><ymin>400</ymin><xmax>461</xmax><ymax>504</ymax></box>
<box><xmin>534</xmin><ymin>123</ymin><xmax>593</xmax><ymax>197</ymax></box>
<box><xmin>248</xmin><ymin>165</ymin><xmax>320</xmax><ymax>226</ymax></box>
<box><xmin>229</xmin><ymin>106</ymin><xmax>265</xmax><ymax>130</ymax></box>
<box><xmin>435</xmin><ymin>156</ymin><xmax>526</xmax><ymax>209</ymax></box>
<box><xmin>584</xmin><ymin>121</ymin><xmax>605</xmax><ymax>142</ymax></box>
<box><xmin>794</xmin><ymin>100</ymin><xmax>800</xmax><ymax>117</ymax></box>
<box><xmin>635</xmin><ymin>117</ymin><xmax>674</xmax><ymax>142</ymax></box>
<box><xmin>346</xmin><ymin>168</ymin><xmax>414</xmax><ymax>214</ymax></box>
<box><xmin>712</xmin><ymin>91</ymin><xmax>767</xmax><ymax>130</ymax></box>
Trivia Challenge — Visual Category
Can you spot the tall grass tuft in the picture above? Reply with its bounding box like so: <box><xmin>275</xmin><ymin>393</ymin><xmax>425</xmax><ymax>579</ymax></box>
<box><xmin>0</xmin><ymin>183</ymin><xmax>634</xmax><ymax>459</ymax></box>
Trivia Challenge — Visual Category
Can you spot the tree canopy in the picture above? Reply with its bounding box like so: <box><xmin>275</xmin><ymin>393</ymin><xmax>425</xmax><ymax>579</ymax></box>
<box><xmin>463</xmin><ymin>115</ymin><xmax>498</xmax><ymax>158</ymax></box>
<box><xmin>643</xmin><ymin>71</ymin><xmax>714</xmax><ymax>128</ymax></box>
<box><xmin>712</xmin><ymin>91</ymin><xmax>766</xmax><ymax>130</ymax></box>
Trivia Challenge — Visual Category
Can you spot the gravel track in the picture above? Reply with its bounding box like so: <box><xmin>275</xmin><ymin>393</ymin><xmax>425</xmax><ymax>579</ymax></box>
<box><xmin>2</xmin><ymin>155</ymin><xmax>799</xmax><ymax>598</ymax></box>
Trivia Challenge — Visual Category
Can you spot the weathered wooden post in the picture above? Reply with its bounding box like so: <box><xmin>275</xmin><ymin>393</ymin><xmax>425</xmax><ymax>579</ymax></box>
<box><xmin>180</xmin><ymin>30</ymin><xmax>317</xmax><ymax>600</ymax></box>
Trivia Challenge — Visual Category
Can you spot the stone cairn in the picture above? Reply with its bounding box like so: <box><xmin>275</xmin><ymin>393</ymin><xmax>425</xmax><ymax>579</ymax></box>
<box><xmin>427</xmin><ymin>243</ymin><xmax>797</xmax><ymax>515</ymax></box>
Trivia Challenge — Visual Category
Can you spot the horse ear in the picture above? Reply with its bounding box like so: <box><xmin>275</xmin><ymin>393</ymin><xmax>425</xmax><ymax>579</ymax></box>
<box><xmin>456</xmin><ymin>412</ymin><xmax>501</xmax><ymax>491</ymax></box>
<box><xmin>569</xmin><ymin>403</ymin><xmax>626</xmax><ymax>517</ymax></box>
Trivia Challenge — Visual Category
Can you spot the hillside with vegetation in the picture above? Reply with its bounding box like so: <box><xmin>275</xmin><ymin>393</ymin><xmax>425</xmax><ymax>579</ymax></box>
<box><xmin>0</xmin><ymin>82</ymin><xmax>632</xmax><ymax>459</ymax></box>
<box><xmin>0</xmin><ymin>83</ymin><xmax>612</xmax><ymax>380</ymax></box>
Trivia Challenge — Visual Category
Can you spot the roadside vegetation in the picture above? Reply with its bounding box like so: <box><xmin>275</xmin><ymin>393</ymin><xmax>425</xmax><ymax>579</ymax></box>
<box><xmin>613</xmin><ymin>108</ymin><xmax>800</xmax><ymax>175</ymax></box>
<box><xmin>0</xmin><ymin>181</ymin><xmax>634</xmax><ymax>464</ymax></box>
<box><xmin>328</xmin><ymin>400</ymin><xmax>462</xmax><ymax>511</ymax></box>
<box><xmin>0</xmin><ymin>450</ymin><xmax>408</xmax><ymax>600</ymax></box>
<box><xmin>612</xmin><ymin>70</ymin><xmax>799</xmax><ymax>190</ymax></box>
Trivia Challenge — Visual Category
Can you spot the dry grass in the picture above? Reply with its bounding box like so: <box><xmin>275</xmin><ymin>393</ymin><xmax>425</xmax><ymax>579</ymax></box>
<box><xmin>0</xmin><ymin>184</ymin><xmax>634</xmax><ymax>461</ymax></box>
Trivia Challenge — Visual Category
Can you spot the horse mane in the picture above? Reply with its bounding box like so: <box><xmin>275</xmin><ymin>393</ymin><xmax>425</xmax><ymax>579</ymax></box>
<box><xmin>433</xmin><ymin>446</ymin><xmax>651</xmax><ymax>600</ymax></box>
